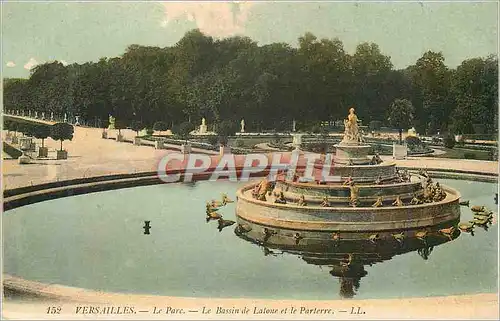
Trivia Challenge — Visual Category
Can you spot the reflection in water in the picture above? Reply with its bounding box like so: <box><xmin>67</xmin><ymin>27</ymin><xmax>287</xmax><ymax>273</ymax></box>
<box><xmin>235</xmin><ymin>223</ymin><xmax>462</xmax><ymax>299</ymax></box>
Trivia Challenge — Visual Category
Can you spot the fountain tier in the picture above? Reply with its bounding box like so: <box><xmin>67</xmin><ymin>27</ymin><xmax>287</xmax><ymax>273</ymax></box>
<box><xmin>333</xmin><ymin>143</ymin><xmax>372</xmax><ymax>165</ymax></box>
<box><xmin>235</xmin><ymin>107</ymin><xmax>462</xmax><ymax>235</ymax></box>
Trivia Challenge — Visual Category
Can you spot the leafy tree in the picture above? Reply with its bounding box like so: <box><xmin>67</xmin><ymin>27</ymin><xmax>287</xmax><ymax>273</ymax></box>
<box><xmin>388</xmin><ymin>98</ymin><xmax>415</xmax><ymax>143</ymax></box>
<box><xmin>16</xmin><ymin>122</ymin><xmax>28</xmax><ymax>136</ymax></box>
<box><xmin>176</xmin><ymin>121</ymin><xmax>195</xmax><ymax>141</ymax></box>
<box><xmin>114</xmin><ymin>119</ymin><xmax>127</xmax><ymax>135</ymax></box>
<box><xmin>50</xmin><ymin>122</ymin><xmax>74</xmax><ymax>151</ymax></box>
<box><xmin>33</xmin><ymin>125</ymin><xmax>51</xmax><ymax>148</ymax></box>
<box><xmin>9</xmin><ymin>121</ymin><xmax>18</xmax><ymax>136</ymax></box>
<box><xmin>407</xmin><ymin>51</ymin><xmax>452</xmax><ymax>134</ymax></box>
<box><xmin>450</xmin><ymin>56</ymin><xmax>498</xmax><ymax>134</ymax></box>
<box><xmin>130</xmin><ymin>120</ymin><xmax>143</xmax><ymax>136</ymax></box>
<box><xmin>444</xmin><ymin>135</ymin><xmax>456</xmax><ymax>149</ymax></box>
<box><xmin>216</xmin><ymin>120</ymin><xmax>238</xmax><ymax>146</ymax></box>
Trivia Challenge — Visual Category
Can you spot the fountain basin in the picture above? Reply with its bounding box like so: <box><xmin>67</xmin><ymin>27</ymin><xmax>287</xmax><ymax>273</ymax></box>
<box><xmin>236</xmin><ymin>183</ymin><xmax>460</xmax><ymax>232</ymax></box>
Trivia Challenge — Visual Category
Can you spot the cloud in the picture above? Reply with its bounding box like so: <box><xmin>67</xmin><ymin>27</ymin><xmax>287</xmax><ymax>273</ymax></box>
<box><xmin>161</xmin><ymin>2</ymin><xmax>256</xmax><ymax>38</ymax></box>
<box><xmin>6</xmin><ymin>61</ymin><xmax>16</xmax><ymax>67</ymax></box>
<box><xmin>24</xmin><ymin>57</ymin><xmax>38</xmax><ymax>70</ymax></box>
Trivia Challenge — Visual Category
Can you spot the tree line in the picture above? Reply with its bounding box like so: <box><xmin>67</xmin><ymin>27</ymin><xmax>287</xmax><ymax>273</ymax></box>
<box><xmin>3</xmin><ymin>29</ymin><xmax>498</xmax><ymax>135</ymax></box>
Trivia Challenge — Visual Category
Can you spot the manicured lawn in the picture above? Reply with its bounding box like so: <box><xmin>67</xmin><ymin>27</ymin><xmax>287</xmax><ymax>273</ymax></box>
<box><xmin>435</xmin><ymin>147</ymin><xmax>493</xmax><ymax>161</ymax></box>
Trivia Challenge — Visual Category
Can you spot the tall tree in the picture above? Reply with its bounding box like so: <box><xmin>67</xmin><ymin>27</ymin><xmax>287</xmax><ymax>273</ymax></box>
<box><xmin>388</xmin><ymin>98</ymin><xmax>415</xmax><ymax>143</ymax></box>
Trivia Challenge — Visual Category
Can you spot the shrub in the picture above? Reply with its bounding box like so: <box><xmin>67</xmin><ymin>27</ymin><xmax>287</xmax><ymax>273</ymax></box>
<box><xmin>216</xmin><ymin>120</ymin><xmax>238</xmax><ymax>146</ymax></box>
<box><xmin>310</xmin><ymin>125</ymin><xmax>321</xmax><ymax>134</ymax></box>
<box><xmin>114</xmin><ymin>119</ymin><xmax>127</xmax><ymax>135</ymax></box>
<box><xmin>464</xmin><ymin>152</ymin><xmax>476</xmax><ymax>159</ymax></box>
<box><xmin>405</xmin><ymin>136</ymin><xmax>421</xmax><ymax>146</ymax></box>
<box><xmin>444</xmin><ymin>135</ymin><xmax>455</xmax><ymax>149</ymax></box>
<box><xmin>50</xmin><ymin>122</ymin><xmax>74</xmax><ymax>151</ymax></box>
<box><xmin>176</xmin><ymin>121</ymin><xmax>195</xmax><ymax>140</ymax></box>
<box><xmin>130</xmin><ymin>120</ymin><xmax>143</xmax><ymax>135</ymax></box>
<box><xmin>369</xmin><ymin>120</ymin><xmax>382</xmax><ymax>131</ymax></box>
<box><xmin>145</xmin><ymin>128</ymin><xmax>154</xmax><ymax>136</ymax></box>
<box><xmin>234</xmin><ymin>139</ymin><xmax>244</xmax><ymax>148</ymax></box>
<box><xmin>153</xmin><ymin>121</ymin><xmax>169</xmax><ymax>133</ymax></box>
<box><xmin>33</xmin><ymin>125</ymin><xmax>51</xmax><ymax>147</ymax></box>
<box><xmin>207</xmin><ymin>135</ymin><xmax>218</xmax><ymax>146</ymax></box>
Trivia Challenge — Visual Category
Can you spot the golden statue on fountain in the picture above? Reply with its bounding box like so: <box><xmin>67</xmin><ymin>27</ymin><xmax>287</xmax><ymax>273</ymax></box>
<box><xmin>342</xmin><ymin>107</ymin><xmax>364</xmax><ymax>144</ymax></box>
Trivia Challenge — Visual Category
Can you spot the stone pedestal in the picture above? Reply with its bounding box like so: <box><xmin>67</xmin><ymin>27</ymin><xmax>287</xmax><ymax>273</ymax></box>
<box><xmin>334</xmin><ymin>143</ymin><xmax>371</xmax><ymax>165</ymax></box>
<box><xmin>18</xmin><ymin>153</ymin><xmax>30</xmax><ymax>164</ymax></box>
<box><xmin>181</xmin><ymin>143</ymin><xmax>192</xmax><ymax>154</ymax></box>
<box><xmin>116</xmin><ymin>134</ymin><xmax>124</xmax><ymax>142</ymax></box>
<box><xmin>134</xmin><ymin>137</ymin><xmax>142</xmax><ymax>146</ymax></box>
<box><xmin>101</xmin><ymin>131</ymin><xmax>108</xmax><ymax>139</ymax></box>
<box><xmin>38</xmin><ymin>147</ymin><xmax>48</xmax><ymax>158</ymax></box>
<box><xmin>199</xmin><ymin>124</ymin><xmax>207</xmax><ymax>134</ymax></box>
<box><xmin>155</xmin><ymin>140</ymin><xmax>165</xmax><ymax>150</ymax></box>
<box><xmin>393</xmin><ymin>142</ymin><xmax>408</xmax><ymax>160</ymax></box>
<box><xmin>56</xmin><ymin>150</ymin><xmax>68</xmax><ymax>160</ymax></box>
<box><xmin>219</xmin><ymin>145</ymin><xmax>231</xmax><ymax>156</ymax></box>
<box><xmin>291</xmin><ymin>133</ymin><xmax>303</xmax><ymax>151</ymax></box>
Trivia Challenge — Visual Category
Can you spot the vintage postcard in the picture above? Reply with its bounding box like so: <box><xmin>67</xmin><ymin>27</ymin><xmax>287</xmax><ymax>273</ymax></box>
<box><xmin>2</xmin><ymin>0</ymin><xmax>499</xmax><ymax>319</ymax></box>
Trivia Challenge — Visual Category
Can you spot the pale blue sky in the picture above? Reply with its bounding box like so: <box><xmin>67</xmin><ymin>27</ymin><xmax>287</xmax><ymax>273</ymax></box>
<box><xmin>2</xmin><ymin>1</ymin><xmax>498</xmax><ymax>78</ymax></box>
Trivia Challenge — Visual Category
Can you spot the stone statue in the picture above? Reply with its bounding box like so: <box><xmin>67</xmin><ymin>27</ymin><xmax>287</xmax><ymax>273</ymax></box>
<box><xmin>108</xmin><ymin>115</ymin><xmax>116</xmax><ymax>129</ymax></box>
<box><xmin>199</xmin><ymin>118</ymin><xmax>207</xmax><ymax>134</ymax></box>
<box><xmin>342</xmin><ymin>107</ymin><xmax>363</xmax><ymax>143</ymax></box>
<box><xmin>64</xmin><ymin>113</ymin><xmax>67</xmax><ymax>122</ymax></box>
<box><xmin>240</xmin><ymin>119</ymin><xmax>245</xmax><ymax>133</ymax></box>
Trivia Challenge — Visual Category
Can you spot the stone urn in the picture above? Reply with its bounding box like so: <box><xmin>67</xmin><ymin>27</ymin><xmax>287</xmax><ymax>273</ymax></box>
<box><xmin>38</xmin><ymin>147</ymin><xmax>48</xmax><ymax>158</ymax></box>
<box><xmin>102</xmin><ymin>131</ymin><xmax>108</xmax><ymax>139</ymax></box>
<box><xmin>56</xmin><ymin>150</ymin><xmax>68</xmax><ymax>160</ymax></box>
<box><xmin>116</xmin><ymin>134</ymin><xmax>124</xmax><ymax>142</ymax></box>
<box><xmin>134</xmin><ymin>136</ymin><xmax>142</xmax><ymax>146</ymax></box>
<box><xmin>18</xmin><ymin>152</ymin><xmax>30</xmax><ymax>164</ymax></box>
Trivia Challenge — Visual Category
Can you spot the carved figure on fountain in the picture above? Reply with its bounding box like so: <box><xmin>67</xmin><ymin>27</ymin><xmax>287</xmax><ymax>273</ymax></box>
<box><xmin>342</xmin><ymin>108</ymin><xmax>364</xmax><ymax>144</ymax></box>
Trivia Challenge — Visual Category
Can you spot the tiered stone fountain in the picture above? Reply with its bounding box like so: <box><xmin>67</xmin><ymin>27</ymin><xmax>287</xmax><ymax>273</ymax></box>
<box><xmin>235</xmin><ymin>108</ymin><xmax>461</xmax><ymax>243</ymax></box>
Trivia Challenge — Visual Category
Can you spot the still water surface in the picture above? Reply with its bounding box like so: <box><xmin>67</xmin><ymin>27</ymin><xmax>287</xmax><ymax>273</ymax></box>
<box><xmin>3</xmin><ymin>179</ymin><xmax>498</xmax><ymax>300</ymax></box>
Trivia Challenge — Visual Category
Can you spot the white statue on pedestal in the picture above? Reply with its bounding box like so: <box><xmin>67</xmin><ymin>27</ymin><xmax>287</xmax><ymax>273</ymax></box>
<box><xmin>199</xmin><ymin>118</ymin><xmax>207</xmax><ymax>134</ymax></box>
<box><xmin>342</xmin><ymin>107</ymin><xmax>363</xmax><ymax>144</ymax></box>
<box><xmin>240</xmin><ymin>119</ymin><xmax>245</xmax><ymax>133</ymax></box>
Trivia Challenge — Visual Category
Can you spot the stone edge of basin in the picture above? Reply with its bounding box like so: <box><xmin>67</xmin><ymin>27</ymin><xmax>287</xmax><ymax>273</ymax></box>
<box><xmin>2</xmin><ymin>166</ymin><xmax>498</xmax><ymax>305</ymax></box>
